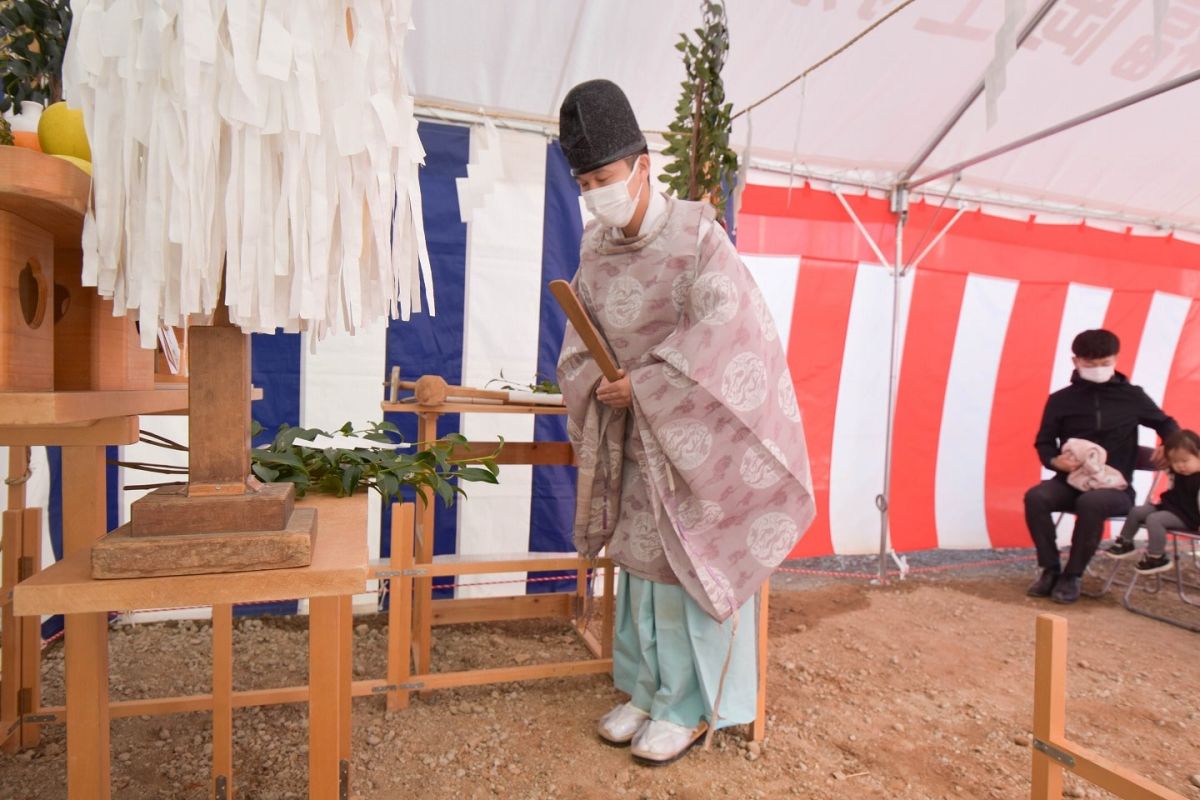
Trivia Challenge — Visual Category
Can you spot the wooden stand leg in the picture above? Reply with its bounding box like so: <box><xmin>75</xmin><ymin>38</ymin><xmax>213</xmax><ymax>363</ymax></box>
<box><xmin>413</xmin><ymin>413</ymin><xmax>438</xmax><ymax>687</ymax></box>
<box><xmin>212</xmin><ymin>604</ymin><xmax>233</xmax><ymax>800</ymax></box>
<box><xmin>751</xmin><ymin>584</ymin><xmax>769</xmax><ymax>743</ymax></box>
<box><xmin>386</xmin><ymin>503</ymin><xmax>414</xmax><ymax>711</ymax></box>
<box><xmin>18</xmin><ymin>508</ymin><xmax>41</xmax><ymax>748</ymax></box>
<box><xmin>65</xmin><ymin>612</ymin><xmax>111</xmax><ymax>800</ymax></box>
<box><xmin>61</xmin><ymin>446</ymin><xmax>107</xmax><ymax>556</ymax></box>
<box><xmin>61</xmin><ymin>444</ymin><xmax>111</xmax><ymax>797</ymax></box>
<box><xmin>1032</xmin><ymin>614</ymin><xmax>1067</xmax><ymax>800</ymax></box>
<box><xmin>1</xmin><ymin>509</ymin><xmax>21</xmax><ymax>753</ymax></box>
<box><xmin>339</xmin><ymin>594</ymin><xmax>352</xmax><ymax>769</ymax></box>
<box><xmin>309</xmin><ymin>596</ymin><xmax>346</xmax><ymax>800</ymax></box>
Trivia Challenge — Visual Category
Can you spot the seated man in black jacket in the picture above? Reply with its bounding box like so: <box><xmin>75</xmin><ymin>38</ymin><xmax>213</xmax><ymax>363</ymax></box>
<box><xmin>1026</xmin><ymin>329</ymin><xmax>1179</xmax><ymax>604</ymax></box>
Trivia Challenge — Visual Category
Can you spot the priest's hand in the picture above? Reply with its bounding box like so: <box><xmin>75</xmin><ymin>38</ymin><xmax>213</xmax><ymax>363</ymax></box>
<box><xmin>596</xmin><ymin>370</ymin><xmax>632</xmax><ymax>409</ymax></box>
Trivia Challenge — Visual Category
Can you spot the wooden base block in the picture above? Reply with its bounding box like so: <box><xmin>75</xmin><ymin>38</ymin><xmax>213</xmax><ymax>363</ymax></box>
<box><xmin>130</xmin><ymin>482</ymin><xmax>294</xmax><ymax>537</ymax></box>
<box><xmin>91</xmin><ymin>508</ymin><xmax>316</xmax><ymax>579</ymax></box>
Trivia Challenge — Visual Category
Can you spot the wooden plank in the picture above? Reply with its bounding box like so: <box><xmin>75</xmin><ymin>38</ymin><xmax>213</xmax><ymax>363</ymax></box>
<box><xmin>308</xmin><ymin>596</ymin><xmax>341</xmax><ymax>799</ymax></box>
<box><xmin>411</xmin><ymin>659</ymin><xmax>611</xmax><ymax>691</ymax></box>
<box><xmin>212</xmin><ymin>605</ymin><xmax>233</xmax><ymax>800</ymax></box>
<box><xmin>0</xmin><ymin>386</ymin><xmax>189</xmax><ymax>426</ymax></box>
<box><xmin>91</xmin><ymin>512</ymin><xmax>314</xmax><ymax>579</ymax></box>
<box><xmin>548</xmin><ymin>280</ymin><xmax>622</xmax><ymax>381</ymax></box>
<box><xmin>18</xmin><ymin>508</ymin><xmax>40</xmax><ymax>748</ymax></box>
<box><xmin>0</xmin><ymin>211</ymin><xmax>55</xmax><ymax>391</ymax></box>
<box><xmin>110</xmin><ymin>695</ymin><xmax>212</xmax><ymax>718</ymax></box>
<box><xmin>752</xmin><ymin>584</ymin><xmax>769</xmax><ymax>743</ymax></box>
<box><xmin>0</xmin><ymin>146</ymin><xmax>90</xmax><ymax>246</ymax></box>
<box><xmin>61</xmin><ymin>445</ymin><xmax>106</xmax><ymax>558</ymax></box>
<box><xmin>1032</xmin><ymin>614</ymin><xmax>1067</xmax><ymax>800</ymax></box>
<box><xmin>448</xmin><ymin>441</ymin><xmax>573</xmax><ymax>466</ymax></box>
<box><xmin>65</xmin><ymin>612</ymin><xmax>111</xmax><ymax>800</ymax></box>
<box><xmin>15</xmin><ymin>514</ymin><xmax>366</xmax><ymax>616</ymax></box>
<box><xmin>577</xmin><ymin>626</ymin><xmax>604</xmax><ymax>659</ymax></box>
<box><xmin>187</xmin><ymin>323</ymin><xmax>251</xmax><ymax>491</ymax></box>
<box><xmin>382</xmin><ymin>401</ymin><xmax>567</xmax><ymax>416</ymax></box>
<box><xmin>413</xmin><ymin>414</ymin><xmax>436</xmax><ymax>691</ymax></box>
<box><xmin>129</xmin><ymin>482</ymin><xmax>293</xmax><ymax>537</ymax></box>
<box><xmin>1054</xmin><ymin>741</ymin><xmax>1188</xmax><ymax>800</ymax></box>
<box><xmin>0</xmin><ymin>416</ymin><xmax>139</xmax><ymax>447</ymax></box>
<box><xmin>386</xmin><ymin>503</ymin><xmax>413</xmax><ymax>712</ymax></box>
<box><xmin>430</xmin><ymin>593</ymin><xmax>572</xmax><ymax>626</ymax></box>
<box><xmin>1</xmin><ymin>510</ymin><xmax>21</xmax><ymax>753</ymax></box>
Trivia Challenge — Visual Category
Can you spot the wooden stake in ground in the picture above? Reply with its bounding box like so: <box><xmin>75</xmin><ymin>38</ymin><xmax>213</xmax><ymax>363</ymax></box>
<box><xmin>1031</xmin><ymin>613</ymin><xmax>1187</xmax><ymax>800</ymax></box>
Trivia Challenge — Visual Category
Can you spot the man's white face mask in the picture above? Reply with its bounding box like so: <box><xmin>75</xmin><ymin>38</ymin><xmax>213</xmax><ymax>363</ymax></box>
<box><xmin>581</xmin><ymin>159</ymin><xmax>644</xmax><ymax>228</ymax></box>
<box><xmin>1078</xmin><ymin>365</ymin><xmax>1115</xmax><ymax>383</ymax></box>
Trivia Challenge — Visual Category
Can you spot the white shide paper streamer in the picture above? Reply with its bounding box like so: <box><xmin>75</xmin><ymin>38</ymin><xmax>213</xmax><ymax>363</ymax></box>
<box><xmin>63</xmin><ymin>0</ymin><xmax>433</xmax><ymax>346</ymax></box>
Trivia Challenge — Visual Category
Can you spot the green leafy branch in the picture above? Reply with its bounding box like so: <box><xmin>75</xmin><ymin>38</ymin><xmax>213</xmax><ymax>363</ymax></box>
<box><xmin>0</xmin><ymin>0</ymin><xmax>72</xmax><ymax>114</ymax></box>
<box><xmin>249</xmin><ymin>420</ymin><xmax>502</xmax><ymax>509</ymax></box>
<box><xmin>660</xmin><ymin>0</ymin><xmax>738</xmax><ymax>218</ymax></box>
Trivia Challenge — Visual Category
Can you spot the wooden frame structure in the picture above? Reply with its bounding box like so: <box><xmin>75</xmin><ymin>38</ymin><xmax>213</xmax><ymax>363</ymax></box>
<box><xmin>0</xmin><ymin>393</ymin><xmax>188</xmax><ymax>760</ymax></box>
<box><xmin>13</xmin><ymin>496</ymin><xmax>368</xmax><ymax>800</ymax></box>
<box><xmin>380</xmin><ymin>395</ymin><xmax>770</xmax><ymax>741</ymax></box>
<box><xmin>4</xmin><ymin>393</ymin><xmax>770</xmax><ymax>799</ymax></box>
<box><xmin>378</xmin><ymin>398</ymin><xmax>617</xmax><ymax>710</ymax></box>
<box><xmin>1031</xmin><ymin>614</ymin><xmax>1187</xmax><ymax>800</ymax></box>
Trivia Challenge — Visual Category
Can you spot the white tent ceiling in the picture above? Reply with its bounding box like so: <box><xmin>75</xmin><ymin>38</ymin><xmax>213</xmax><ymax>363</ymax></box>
<box><xmin>404</xmin><ymin>0</ymin><xmax>1200</xmax><ymax>239</ymax></box>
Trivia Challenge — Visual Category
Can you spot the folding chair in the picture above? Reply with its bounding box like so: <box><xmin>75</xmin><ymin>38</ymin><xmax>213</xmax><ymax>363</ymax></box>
<box><xmin>1074</xmin><ymin>446</ymin><xmax>1157</xmax><ymax>598</ymax></box>
<box><xmin>1074</xmin><ymin>446</ymin><xmax>1200</xmax><ymax>631</ymax></box>
<box><xmin>1120</xmin><ymin>528</ymin><xmax>1200</xmax><ymax>633</ymax></box>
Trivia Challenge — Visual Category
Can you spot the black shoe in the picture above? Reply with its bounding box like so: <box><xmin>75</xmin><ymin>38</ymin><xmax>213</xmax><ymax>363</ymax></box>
<box><xmin>1051</xmin><ymin>576</ymin><xmax>1081</xmax><ymax>604</ymax></box>
<box><xmin>1134</xmin><ymin>554</ymin><xmax>1172</xmax><ymax>575</ymax></box>
<box><xmin>1103</xmin><ymin>539</ymin><xmax>1138</xmax><ymax>559</ymax></box>
<box><xmin>1026</xmin><ymin>569</ymin><xmax>1060</xmax><ymax>598</ymax></box>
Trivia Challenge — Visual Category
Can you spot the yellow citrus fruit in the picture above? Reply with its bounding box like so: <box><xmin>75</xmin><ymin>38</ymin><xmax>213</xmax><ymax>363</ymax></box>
<box><xmin>50</xmin><ymin>154</ymin><xmax>92</xmax><ymax>176</ymax></box>
<box><xmin>37</xmin><ymin>102</ymin><xmax>91</xmax><ymax>160</ymax></box>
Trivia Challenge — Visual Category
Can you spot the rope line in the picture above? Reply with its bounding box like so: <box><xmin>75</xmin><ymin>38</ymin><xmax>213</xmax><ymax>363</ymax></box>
<box><xmin>730</xmin><ymin>0</ymin><xmax>921</xmax><ymax>121</ymax></box>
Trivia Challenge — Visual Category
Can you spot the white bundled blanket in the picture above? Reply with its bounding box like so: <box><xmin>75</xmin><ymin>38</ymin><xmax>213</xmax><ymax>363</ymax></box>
<box><xmin>1062</xmin><ymin>438</ymin><xmax>1129</xmax><ymax>492</ymax></box>
<box><xmin>63</xmin><ymin>0</ymin><xmax>433</xmax><ymax>346</ymax></box>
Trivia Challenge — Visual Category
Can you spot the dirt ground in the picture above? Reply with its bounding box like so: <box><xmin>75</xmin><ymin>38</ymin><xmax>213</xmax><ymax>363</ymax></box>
<box><xmin>2</xmin><ymin>560</ymin><xmax>1199</xmax><ymax>800</ymax></box>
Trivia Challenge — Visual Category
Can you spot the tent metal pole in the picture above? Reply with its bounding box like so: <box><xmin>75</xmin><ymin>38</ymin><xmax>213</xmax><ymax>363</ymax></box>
<box><xmin>878</xmin><ymin>188</ymin><xmax>909</xmax><ymax>583</ymax></box>
<box><xmin>909</xmin><ymin>68</ymin><xmax>1200</xmax><ymax>190</ymax></box>
<box><xmin>897</xmin><ymin>0</ymin><xmax>1061</xmax><ymax>184</ymax></box>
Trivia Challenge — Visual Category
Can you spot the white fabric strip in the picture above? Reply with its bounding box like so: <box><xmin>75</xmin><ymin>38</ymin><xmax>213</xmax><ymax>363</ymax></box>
<box><xmin>301</xmin><ymin>326</ymin><xmax>389</xmax><ymax>605</ymax></box>
<box><xmin>1129</xmin><ymin>291</ymin><xmax>1193</xmax><ymax>502</ymax></box>
<box><xmin>455</xmin><ymin>129</ymin><xmax>548</xmax><ymax>598</ymax></box>
<box><xmin>934</xmin><ymin>274</ymin><xmax>1019</xmax><ymax>549</ymax></box>
<box><xmin>63</xmin><ymin>0</ymin><xmax>430</xmax><ymax>343</ymax></box>
<box><xmin>828</xmin><ymin>263</ymin><xmax>915</xmax><ymax>555</ymax></box>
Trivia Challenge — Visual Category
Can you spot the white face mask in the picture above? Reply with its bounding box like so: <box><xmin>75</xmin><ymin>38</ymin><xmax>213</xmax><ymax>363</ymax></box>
<box><xmin>1078</xmin><ymin>365</ymin><xmax>1115</xmax><ymax>383</ymax></box>
<box><xmin>581</xmin><ymin>159</ymin><xmax>644</xmax><ymax>229</ymax></box>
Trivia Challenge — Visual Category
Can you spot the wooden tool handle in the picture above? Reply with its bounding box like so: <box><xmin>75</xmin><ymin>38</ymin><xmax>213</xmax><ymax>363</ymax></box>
<box><xmin>548</xmin><ymin>280</ymin><xmax>622</xmax><ymax>382</ymax></box>
<box><xmin>444</xmin><ymin>386</ymin><xmax>510</xmax><ymax>402</ymax></box>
